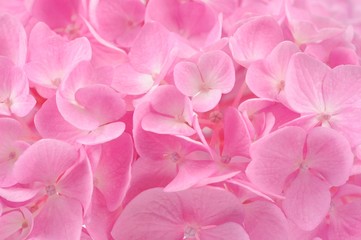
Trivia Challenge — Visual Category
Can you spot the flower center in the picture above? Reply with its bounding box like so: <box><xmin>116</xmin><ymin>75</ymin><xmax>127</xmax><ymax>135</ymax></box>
<box><xmin>45</xmin><ymin>185</ymin><xmax>57</xmax><ymax>196</ymax></box>
<box><xmin>183</xmin><ymin>225</ymin><xmax>198</xmax><ymax>239</ymax></box>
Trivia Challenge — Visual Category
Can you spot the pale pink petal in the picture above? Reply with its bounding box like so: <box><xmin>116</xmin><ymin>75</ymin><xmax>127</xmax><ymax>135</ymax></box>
<box><xmin>112</xmin><ymin>63</ymin><xmax>154</xmax><ymax>95</ymax></box>
<box><xmin>229</xmin><ymin>16</ymin><xmax>283</xmax><ymax>66</ymax></box>
<box><xmin>0</xmin><ymin>14</ymin><xmax>26</xmax><ymax>66</ymax></box>
<box><xmin>197</xmin><ymin>51</ymin><xmax>235</xmax><ymax>93</ymax></box>
<box><xmin>323</xmin><ymin>65</ymin><xmax>361</xmax><ymax>111</ymax></box>
<box><xmin>306</xmin><ymin>127</ymin><xmax>354</xmax><ymax>186</ymax></box>
<box><xmin>10</xmin><ymin>94</ymin><xmax>36</xmax><ymax>117</ymax></box>
<box><xmin>29</xmin><ymin>196</ymin><xmax>83</xmax><ymax>240</ymax></box>
<box><xmin>174</xmin><ymin>61</ymin><xmax>203</xmax><ymax>96</ymax></box>
<box><xmin>0</xmin><ymin>186</ymin><xmax>39</xmax><ymax>202</ymax></box>
<box><xmin>129</xmin><ymin>22</ymin><xmax>176</xmax><ymax>77</ymax></box>
<box><xmin>200</xmin><ymin>222</ymin><xmax>250</xmax><ymax>240</ymax></box>
<box><xmin>243</xmin><ymin>201</ymin><xmax>289</xmax><ymax>240</ymax></box>
<box><xmin>283</xmin><ymin>171</ymin><xmax>331</xmax><ymax>231</ymax></box>
<box><xmin>284</xmin><ymin>53</ymin><xmax>330</xmax><ymax>113</ymax></box>
<box><xmin>0</xmin><ymin>208</ymin><xmax>33</xmax><ymax>240</ymax></box>
<box><xmin>192</xmin><ymin>89</ymin><xmax>222</xmax><ymax>112</ymax></box>
<box><xmin>94</xmin><ymin>133</ymin><xmax>133</xmax><ymax>211</ymax></box>
<box><xmin>246</xmin><ymin>127</ymin><xmax>305</xmax><ymax>194</ymax></box>
<box><xmin>13</xmin><ymin>139</ymin><xmax>79</xmax><ymax>184</ymax></box>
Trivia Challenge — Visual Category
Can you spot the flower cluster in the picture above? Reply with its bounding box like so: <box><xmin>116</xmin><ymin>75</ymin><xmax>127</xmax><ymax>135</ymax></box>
<box><xmin>1</xmin><ymin>0</ymin><xmax>361</xmax><ymax>239</ymax></box>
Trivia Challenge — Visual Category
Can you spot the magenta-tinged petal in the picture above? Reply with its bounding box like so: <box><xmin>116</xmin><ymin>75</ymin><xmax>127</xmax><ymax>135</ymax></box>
<box><xmin>94</xmin><ymin>133</ymin><xmax>133</xmax><ymax>211</ymax></box>
<box><xmin>284</xmin><ymin>53</ymin><xmax>330</xmax><ymax>114</ymax></box>
<box><xmin>0</xmin><ymin>14</ymin><xmax>27</xmax><ymax>66</ymax></box>
<box><xmin>0</xmin><ymin>208</ymin><xmax>33</xmax><ymax>240</ymax></box>
<box><xmin>283</xmin><ymin>171</ymin><xmax>331</xmax><ymax>231</ymax></box>
<box><xmin>243</xmin><ymin>201</ymin><xmax>289</xmax><ymax>240</ymax></box>
<box><xmin>229</xmin><ymin>16</ymin><xmax>283</xmax><ymax>66</ymax></box>
<box><xmin>200</xmin><ymin>222</ymin><xmax>250</xmax><ymax>240</ymax></box>
<box><xmin>29</xmin><ymin>196</ymin><xmax>83</xmax><ymax>240</ymax></box>
<box><xmin>13</xmin><ymin>139</ymin><xmax>79</xmax><ymax>184</ymax></box>
<box><xmin>246</xmin><ymin>127</ymin><xmax>306</xmax><ymax>194</ymax></box>
<box><xmin>306</xmin><ymin>127</ymin><xmax>353</xmax><ymax>186</ymax></box>
<box><xmin>197</xmin><ymin>50</ymin><xmax>235</xmax><ymax>93</ymax></box>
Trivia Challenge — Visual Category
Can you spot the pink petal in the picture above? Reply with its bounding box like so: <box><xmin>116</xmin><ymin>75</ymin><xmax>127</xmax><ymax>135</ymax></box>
<box><xmin>85</xmin><ymin>189</ymin><xmax>118</xmax><ymax>240</ymax></box>
<box><xmin>142</xmin><ymin>113</ymin><xmax>196</xmax><ymax>136</ymax></box>
<box><xmin>283</xmin><ymin>171</ymin><xmax>331</xmax><ymax>231</ymax></box>
<box><xmin>0</xmin><ymin>14</ymin><xmax>26</xmax><ymax>66</ymax></box>
<box><xmin>246</xmin><ymin>126</ymin><xmax>305</xmax><ymax>194</ymax></box>
<box><xmin>94</xmin><ymin>133</ymin><xmax>133</xmax><ymax>211</ymax></box>
<box><xmin>129</xmin><ymin>22</ymin><xmax>176</xmax><ymax>77</ymax></box>
<box><xmin>222</xmin><ymin>107</ymin><xmax>252</xmax><ymax>158</ymax></box>
<box><xmin>164</xmin><ymin>160</ymin><xmax>217</xmax><ymax>192</ymax></box>
<box><xmin>197</xmin><ymin>50</ymin><xmax>235</xmax><ymax>93</ymax></box>
<box><xmin>192</xmin><ymin>89</ymin><xmax>222</xmax><ymax>112</ymax></box>
<box><xmin>112</xmin><ymin>63</ymin><xmax>154</xmax><ymax>95</ymax></box>
<box><xmin>111</xmin><ymin>188</ymin><xmax>184</xmax><ymax>240</ymax></box>
<box><xmin>284</xmin><ymin>53</ymin><xmax>330</xmax><ymax>113</ymax></box>
<box><xmin>174</xmin><ymin>61</ymin><xmax>203</xmax><ymax>96</ymax></box>
<box><xmin>34</xmin><ymin>97</ymin><xmax>85</xmax><ymax>144</ymax></box>
<box><xmin>323</xmin><ymin>65</ymin><xmax>361</xmax><ymax>112</ymax></box>
<box><xmin>229</xmin><ymin>16</ymin><xmax>283</xmax><ymax>66</ymax></box>
<box><xmin>13</xmin><ymin>139</ymin><xmax>79</xmax><ymax>184</ymax></box>
<box><xmin>0</xmin><ymin>208</ymin><xmax>33</xmax><ymax>240</ymax></box>
<box><xmin>0</xmin><ymin>186</ymin><xmax>39</xmax><ymax>202</ymax></box>
<box><xmin>74</xmin><ymin>84</ymin><xmax>126</xmax><ymax>127</ymax></box>
<box><xmin>329</xmin><ymin>199</ymin><xmax>361</xmax><ymax>240</ymax></box>
<box><xmin>243</xmin><ymin>201</ymin><xmax>289</xmax><ymax>240</ymax></box>
<box><xmin>57</xmin><ymin>157</ymin><xmax>93</xmax><ymax>212</ymax></box>
<box><xmin>200</xmin><ymin>222</ymin><xmax>250</xmax><ymax>240</ymax></box>
<box><xmin>29</xmin><ymin>196</ymin><xmax>83</xmax><ymax>240</ymax></box>
<box><xmin>306</xmin><ymin>127</ymin><xmax>353</xmax><ymax>186</ymax></box>
<box><xmin>246</xmin><ymin>41</ymin><xmax>300</xmax><ymax>100</ymax></box>
<box><xmin>76</xmin><ymin>122</ymin><xmax>126</xmax><ymax>145</ymax></box>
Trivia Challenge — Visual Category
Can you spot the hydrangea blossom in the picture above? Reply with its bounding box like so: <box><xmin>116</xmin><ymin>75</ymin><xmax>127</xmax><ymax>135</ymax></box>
<box><xmin>1</xmin><ymin>0</ymin><xmax>361</xmax><ymax>239</ymax></box>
